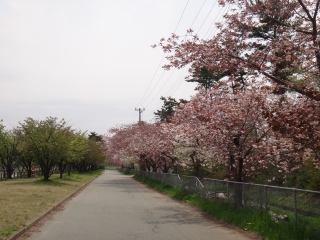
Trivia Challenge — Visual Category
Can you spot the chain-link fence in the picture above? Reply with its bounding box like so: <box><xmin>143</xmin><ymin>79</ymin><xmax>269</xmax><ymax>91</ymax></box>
<box><xmin>204</xmin><ymin>178</ymin><xmax>320</xmax><ymax>217</ymax></box>
<box><xmin>133</xmin><ymin>170</ymin><xmax>180</xmax><ymax>188</ymax></box>
<box><xmin>179</xmin><ymin>175</ymin><xmax>204</xmax><ymax>194</ymax></box>
<box><xmin>128</xmin><ymin>169</ymin><xmax>320</xmax><ymax>227</ymax></box>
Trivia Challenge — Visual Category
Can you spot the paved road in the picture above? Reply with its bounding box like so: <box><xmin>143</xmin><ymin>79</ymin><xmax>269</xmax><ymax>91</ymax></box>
<box><xmin>25</xmin><ymin>170</ymin><xmax>254</xmax><ymax>240</ymax></box>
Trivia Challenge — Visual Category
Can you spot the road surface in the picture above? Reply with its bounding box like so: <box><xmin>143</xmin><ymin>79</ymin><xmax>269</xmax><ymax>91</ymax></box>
<box><xmin>24</xmin><ymin>170</ymin><xmax>255</xmax><ymax>240</ymax></box>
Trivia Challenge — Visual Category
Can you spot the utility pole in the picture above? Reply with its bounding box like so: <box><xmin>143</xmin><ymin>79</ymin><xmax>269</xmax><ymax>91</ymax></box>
<box><xmin>135</xmin><ymin>107</ymin><xmax>145</xmax><ymax>123</ymax></box>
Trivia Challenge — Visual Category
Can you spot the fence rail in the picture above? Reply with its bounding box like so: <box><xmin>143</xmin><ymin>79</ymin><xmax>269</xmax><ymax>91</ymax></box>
<box><xmin>127</xmin><ymin>169</ymin><xmax>320</xmax><ymax>226</ymax></box>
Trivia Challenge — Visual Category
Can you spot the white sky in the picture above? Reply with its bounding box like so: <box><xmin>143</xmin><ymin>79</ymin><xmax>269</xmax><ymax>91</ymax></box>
<box><xmin>0</xmin><ymin>0</ymin><xmax>227</xmax><ymax>134</ymax></box>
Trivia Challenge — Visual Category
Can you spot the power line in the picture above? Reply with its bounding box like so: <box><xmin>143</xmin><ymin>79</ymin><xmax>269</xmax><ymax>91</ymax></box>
<box><xmin>145</xmin><ymin>7</ymin><xmax>228</xmax><ymax>120</ymax></box>
<box><xmin>189</xmin><ymin>0</ymin><xmax>207</xmax><ymax>29</ymax></box>
<box><xmin>143</xmin><ymin>1</ymin><xmax>209</xmax><ymax>113</ymax></box>
<box><xmin>166</xmin><ymin>68</ymin><xmax>189</xmax><ymax>97</ymax></box>
<box><xmin>142</xmin><ymin>1</ymin><xmax>228</xmax><ymax>121</ymax></box>
<box><xmin>145</xmin><ymin>68</ymin><xmax>189</xmax><ymax>120</ymax></box>
<box><xmin>208</xmin><ymin>4</ymin><xmax>230</xmax><ymax>39</ymax></box>
<box><xmin>140</xmin><ymin>70</ymin><xmax>166</xmax><ymax>106</ymax></box>
<box><xmin>144</xmin><ymin>69</ymin><xmax>176</xmax><ymax>108</ymax></box>
<box><xmin>133</xmin><ymin>0</ymin><xmax>191</xmax><ymax>116</ymax></box>
<box><xmin>203</xmin><ymin>4</ymin><xmax>226</xmax><ymax>39</ymax></box>
<box><xmin>136</xmin><ymin>54</ymin><xmax>165</xmax><ymax>108</ymax></box>
<box><xmin>174</xmin><ymin>0</ymin><xmax>190</xmax><ymax>33</ymax></box>
<box><xmin>196</xmin><ymin>0</ymin><xmax>218</xmax><ymax>35</ymax></box>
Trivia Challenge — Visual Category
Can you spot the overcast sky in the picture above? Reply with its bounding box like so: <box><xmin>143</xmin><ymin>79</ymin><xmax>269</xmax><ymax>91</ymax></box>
<box><xmin>0</xmin><ymin>0</ymin><xmax>227</xmax><ymax>134</ymax></box>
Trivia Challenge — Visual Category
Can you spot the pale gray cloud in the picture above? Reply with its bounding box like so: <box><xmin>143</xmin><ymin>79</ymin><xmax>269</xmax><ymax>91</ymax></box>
<box><xmin>0</xmin><ymin>0</ymin><xmax>223</xmax><ymax>134</ymax></box>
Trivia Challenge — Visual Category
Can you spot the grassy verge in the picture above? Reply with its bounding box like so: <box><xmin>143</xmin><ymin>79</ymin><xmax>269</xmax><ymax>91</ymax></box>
<box><xmin>0</xmin><ymin>170</ymin><xmax>103</xmax><ymax>240</ymax></box>
<box><xmin>118</xmin><ymin>169</ymin><xmax>133</xmax><ymax>175</ymax></box>
<box><xmin>134</xmin><ymin>175</ymin><xmax>320</xmax><ymax>240</ymax></box>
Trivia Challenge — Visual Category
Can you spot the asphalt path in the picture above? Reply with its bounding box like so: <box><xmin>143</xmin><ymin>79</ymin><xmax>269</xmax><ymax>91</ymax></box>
<box><xmin>25</xmin><ymin>170</ymin><xmax>255</xmax><ymax>240</ymax></box>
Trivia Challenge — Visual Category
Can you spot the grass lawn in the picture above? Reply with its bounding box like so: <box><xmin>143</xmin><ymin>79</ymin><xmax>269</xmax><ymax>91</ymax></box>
<box><xmin>0</xmin><ymin>170</ymin><xmax>103</xmax><ymax>240</ymax></box>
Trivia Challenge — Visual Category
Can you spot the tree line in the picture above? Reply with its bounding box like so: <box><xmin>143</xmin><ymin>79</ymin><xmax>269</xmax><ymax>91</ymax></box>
<box><xmin>0</xmin><ymin>117</ymin><xmax>106</xmax><ymax>181</ymax></box>
<box><xmin>105</xmin><ymin>0</ymin><xmax>320</xmax><ymax>190</ymax></box>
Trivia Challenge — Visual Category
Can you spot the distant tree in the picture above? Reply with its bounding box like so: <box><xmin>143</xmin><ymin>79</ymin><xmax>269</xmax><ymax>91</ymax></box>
<box><xmin>56</xmin><ymin>128</ymin><xmax>74</xmax><ymax>179</ymax></box>
<box><xmin>18</xmin><ymin>117</ymin><xmax>70</xmax><ymax>181</ymax></box>
<box><xmin>15</xmin><ymin>128</ymin><xmax>34</xmax><ymax>177</ymax></box>
<box><xmin>154</xmin><ymin>96</ymin><xmax>188</xmax><ymax>123</ymax></box>
<box><xmin>88</xmin><ymin>132</ymin><xmax>103</xmax><ymax>142</ymax></box>
<box><xmin>106</xmin><ymin>122</ymin><xmax>175</xmax><ymax>173</ymax></box>
<box><xmin>0</xmin><ymin>125</ymin><xmax>21</xmax><ymax>179</ymax></box>
<box><xmin>68</xmin><ymin>132</ymin><xmax>89</xmax><ymax>175</ymax></box>
<box><xmin>186</xmin><ymin>67</ymin><xmax>229</xmax><ymax>90</ymax></box>
<box><xmin>75</xmin><ymin>139</ymin><xmax>106</xmax><ymax>173</ymax></box>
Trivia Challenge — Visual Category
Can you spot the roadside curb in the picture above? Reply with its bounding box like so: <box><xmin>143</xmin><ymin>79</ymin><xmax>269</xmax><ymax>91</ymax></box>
<box><xmin>5</xmin><ymin>174</ymin><xmax>101</xmax><ymax>240</ymax></box>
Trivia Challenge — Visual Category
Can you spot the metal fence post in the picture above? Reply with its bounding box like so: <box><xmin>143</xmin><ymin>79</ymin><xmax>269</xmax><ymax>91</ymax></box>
<box><xmin>264</xmin><ymin>186</ymin><xmax>267</xmax><ymax>210</ymax></box>
<box><xmin>242</xmin><ymin>183</ymin><xmax>245</xmax><ymax>206</ymax></box>
<box><xmin>294</xmin><ymin>188</ymin><xmax>297</xmax><ymax>227</ymax></box>
<box><xmin>204</xmin><ymin>179</ymin><xmax>207</xmax><ymax>198</ymax></box>
<box><xmin>214</xmin><ymin>180</ymin><xmax>216</xmax><ymax>200</ymax></box>
<box><xmin>227</xmin><ymin>181</ymin><xmax>229</xmax><ymax>203</ymax></box>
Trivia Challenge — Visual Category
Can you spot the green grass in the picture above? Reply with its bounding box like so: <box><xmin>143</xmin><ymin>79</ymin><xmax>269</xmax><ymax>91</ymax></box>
<box><xmin>1</xmin><ymin>227</ymin><xmax>16</xmax><ymax>236</ymax></box>
<box><xmin>133</xmin><ymin>175</ymin><xmax>320</xmax><ymax>240</ymax></box>
<box><xmin>118</xmin><ymin>169</ymin><xmax>132</xmax><ymax>175</ymax></box>
<box><xmin>0</xmin><ymin>170</ymin><xmax>103</xmax><ymax>240</ymax></box>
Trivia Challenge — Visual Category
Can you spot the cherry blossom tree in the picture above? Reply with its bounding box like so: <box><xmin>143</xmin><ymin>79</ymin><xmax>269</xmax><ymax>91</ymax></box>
<box><xmin>168</xmin><ymin>84</ymin><xmax>304</xmax><ymax>182</ymax></box>
<box><xmin>105</xmin><ymin>122</ymin><xmax>176</xmax><ymax>173</ymax></box>
<box><xmin>165</xmin><ymin>84</ymin><xmax>310</xmax><ymax>204</ymax></box>
<box><xmin>266</xmin><ymin>95</ymin><xmax>320</xmax><ymax>166</ymax></box>
<box><xmin>159</xmin><ymin>0</ymin><xmax>320</xmax><ymax>100</ymax></box>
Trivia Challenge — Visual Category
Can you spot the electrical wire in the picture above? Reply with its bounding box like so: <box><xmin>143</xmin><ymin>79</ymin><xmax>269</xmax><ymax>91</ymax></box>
<box><xmin>166</xmin><ymin>68</ymin><xmax>189</xmax><ymax>97</ymax></box>
<box><xmin>144</xmin><ymin>68</ymin><xmax>189</xmax><ymax>120</ymax></box>
<box><xmin>203</xmin><ymin>4</ymin><xmax>226</xmax><ymax>39</ymax></box>
<box><xmin>208</xmin><ymin>3</ymin><xmax>230</xmax><ymax>39</ymax></box>
<box><xmin>143</xmin><ymin>0</ymin><xmax>230</xmax><ymax>121</ymax></box>
<box><xmin>140</xmin><ymin>70</ymin><xmax>166</xmax><ymax>106</ymax></box>
<box><xmin>143</xmin><ymin>1</ymin><xmax>209</xmax><ymax>118</ymax></box>
<box><xmin>174</xmin><ymin>0</ymin><xmax>190</xmax><ymax>34</ymax></box>
<box><xmin>144</xmin><ymin>69</ymin><xmax>176</xmax><ymax>109</ymax></box>
<box><xmin>133</xmin><ymin>0</ymin><xmax>191</xmax><ymax>114</ymax></box>
<box><xmin>196</xmin><ymin>0</ymin><xmax>218</xmax><ymax>35</ymax></box>
<box><xmin>189</xmin><ymin>0</ymin><xmax>207</xmax><ymax>29</ymax></box>
<box><xmin>135</xmin><ymin>54</ymin><xmax>165</xmax><ymax>108</ymax></box>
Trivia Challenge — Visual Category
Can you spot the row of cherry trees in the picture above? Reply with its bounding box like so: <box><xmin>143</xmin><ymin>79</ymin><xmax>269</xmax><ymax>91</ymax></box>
<box><xmin>106</xmin><ymin>0</ymin><xmax>320</xmax><ymax>185</ymax></box>
<box><xmin>106</xmin><ymin>85</ymin><xmax>319</xmax><ymax>182</ymax></box>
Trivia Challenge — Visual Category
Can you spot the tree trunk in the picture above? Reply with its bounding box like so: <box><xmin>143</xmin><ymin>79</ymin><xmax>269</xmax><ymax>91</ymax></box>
<box><xmin>27</xmin><ymin>168</ymin><xmax>32</xmax><ymax>178</ymax></box>
<box><xmin>193</xmin><ymin>163</ymin><xmax>200</xmax><ymax>178</ymax></box>
<box><xmin>58</xmin><ymin>163</ymin><xmax>63</xmax><ymax>178</ymax></box>
<box><xmin>163</xmin><ymin>165</ymin><xmax>169</xmax><ymax>173</ymax></box>
<box><xmin>151</xmin><ymin>164</ymin><xmax>157</xmax><ymax>172</ymax></box>
<box><xmin>234</xmin><ymin>157</ymin><xmax>244</xmax><ymax>206</ymax></box>
<box><xmin>43</xmin><ymin>168</ymin><xmax>51</xmax><ymax>181</ymax></box>
<box><xmin>6</xmin><ymin>166</ymin><xmax>13</xmax><ymax>179</ymax></box>
<box><xmin>190</xmin><ymin>151</ymin><xmax>200</xmax><ymax>177</ymax></box>
<box><xmin>139</xmin><ymin>163</ymin><xmax>146</xmax><ymax>171</ymax></box>
<box><xmin>67</xmin><ymin>162</ymin><xmax>71</xmax><ymax>175</ymax></box>
<box><xmin>173</xmin><ymin>165</ymin><xmax>178</xmax><ymax>174</ymax></box>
